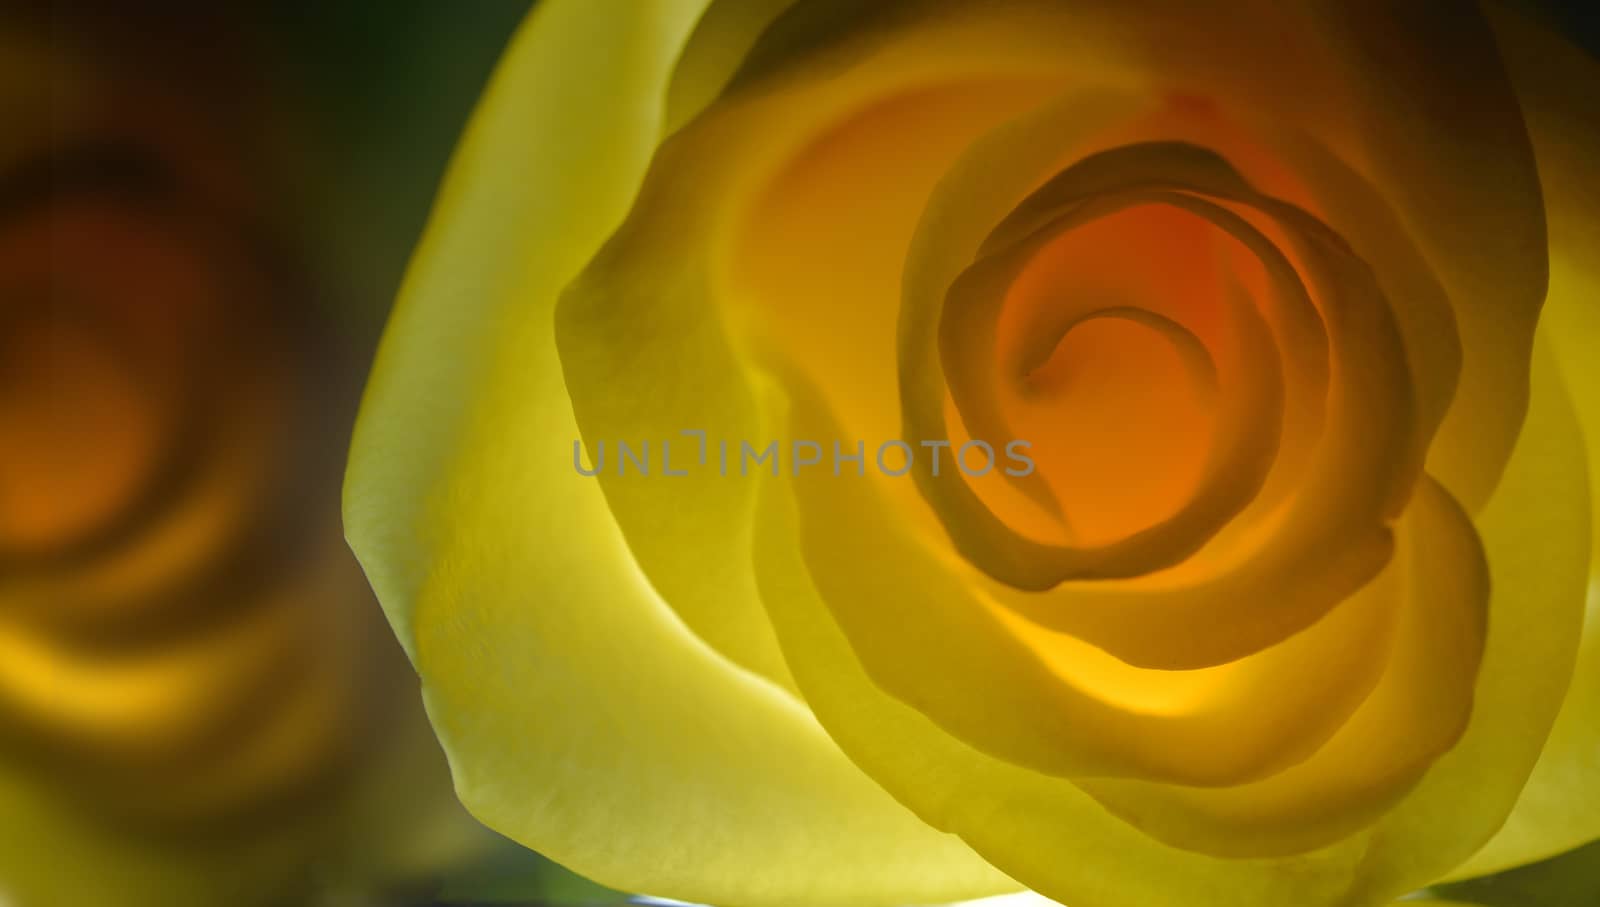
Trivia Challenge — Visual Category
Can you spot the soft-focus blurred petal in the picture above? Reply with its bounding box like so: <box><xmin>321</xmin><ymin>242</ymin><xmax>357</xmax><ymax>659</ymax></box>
<box><xmin>0</xmin><ymin>8</ymin><xmax>506</xmax><ymax>903</ymax></box>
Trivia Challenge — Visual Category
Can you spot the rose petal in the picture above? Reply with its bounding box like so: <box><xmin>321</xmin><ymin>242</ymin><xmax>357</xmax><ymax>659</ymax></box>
<box><xmin>735</xmin><ymin>0</ymin><xmax>1545</xmax><ymax>508</ymax></box>
<box><xmin>343</xmin><ymin>2</ymin><xmax>1014</xmax><ymax>903</ymax></box>
<box><xmin>1077</xmin><ymin>477</ymin><xmax>1486</xmax><ymax>858</ymax></box>
<box><xmin>919</xmin><ymin>184</ymin><xmax>1289</xmax><ymax>590</ymax></box>
<box><xmin>663</xmin><ymin>0</ymin><xmax>798</xmax><ymax>135</ymax></box>
<box><xmin>1442</xmin><ymin>3</ymin><xmax>1600</xmax><ymax>878</ymax></box>
<box><xmin>1311</xmin><ymin>3</ymin><xmax>1547</xmax><ymax>510</ymax></box>
<box><xmin>761</xmin><ymin>362</ymin><xmax>1421</xmax><ymax>792</ymax></box>
<box><xmin>751</xmin><ymin>339</ymin><xmax>1586</xmax><ymax>907</ymax></box>
<box><xmin>911</xmin><ymin>136</ymin><xmax>1417</xmax><ymax>668</ymax></box>
<box><xmin>560</xmin><ymin>71</ymin><xmax>1061</xmax><ymax>691</ymax></box>
<box><xmin>1333</xmin><ymin>336</ymin><xmax>1590</xmax><ymax>899</ymax></box>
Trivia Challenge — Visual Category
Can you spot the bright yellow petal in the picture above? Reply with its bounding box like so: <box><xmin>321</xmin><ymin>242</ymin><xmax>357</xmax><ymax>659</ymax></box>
<box><xmin>556</xmin><ymin>45</ymin><xmax>1064</xmax><ymax>700</ymax></box>
<box><xmin>555</xmin><ymin>0</ymin><xmax>1546</xmax><ymax>678</ymax></box>
<box><xmin>751</xmin><ymin>338</ymin><xmax>1586</xmax><ymax>907</ymax></box>
<box><xmin>343</xmin><ymin>1</ymin><xmax>1013</xmax><ymax>903</ymax></box>
<box><xmin>663</xmin><ymin>0</ymin><xmax>798</xmax><ymax>135</ymax></box>
<box><xmin>351</xmin><ymin>2</ymin><xmax>1581</xmax><ymax>905</ymax></box>
<box><xmin>1444</xmin><ymin>4</ymin><xmax>1600</xmax><ymax>878</ymax></box>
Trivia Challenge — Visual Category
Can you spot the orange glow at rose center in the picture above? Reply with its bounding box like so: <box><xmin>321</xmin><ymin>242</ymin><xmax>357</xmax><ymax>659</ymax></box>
<box><xmin>0</xmin><ymin>203</ymin><xmax>211</xmax><ymax>556</ymax></box>
<box><xmin>981</xmin><ymin>203</ymin><xmax>1237</xmax><ymax>547</ymax></box>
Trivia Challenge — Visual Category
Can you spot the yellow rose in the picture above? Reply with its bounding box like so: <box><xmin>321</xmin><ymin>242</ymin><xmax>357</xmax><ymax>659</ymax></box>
<box><xmin>345</xmin><ymin>2</ymin><xmax>1600</xmax><ymax>905</ymax></box>
<box><xmin>0</xmin><ymin>14</ymin><xmax>490</xmax><ymax>906</ymax></box>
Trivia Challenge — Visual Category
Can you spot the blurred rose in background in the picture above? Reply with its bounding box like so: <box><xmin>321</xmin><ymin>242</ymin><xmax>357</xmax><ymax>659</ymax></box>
<box><xmin>0</xmin><ymin>4</ymin><xmax>540</xmax><ymax>905</ymax></box>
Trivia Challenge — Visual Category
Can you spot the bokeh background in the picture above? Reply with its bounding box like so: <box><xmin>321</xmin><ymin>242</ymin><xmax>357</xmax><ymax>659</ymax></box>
<box><xmin>1</xmin><ymin>2</ymin><xmax>1596</xmax><ymax>906</ymax></box>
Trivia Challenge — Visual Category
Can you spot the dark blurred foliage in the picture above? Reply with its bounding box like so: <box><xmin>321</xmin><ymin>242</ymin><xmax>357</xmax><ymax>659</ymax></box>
<box><xmin>244</xmin><ymin>0</ymin><xmax>531</xmax><ymax>334</ymax></box>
